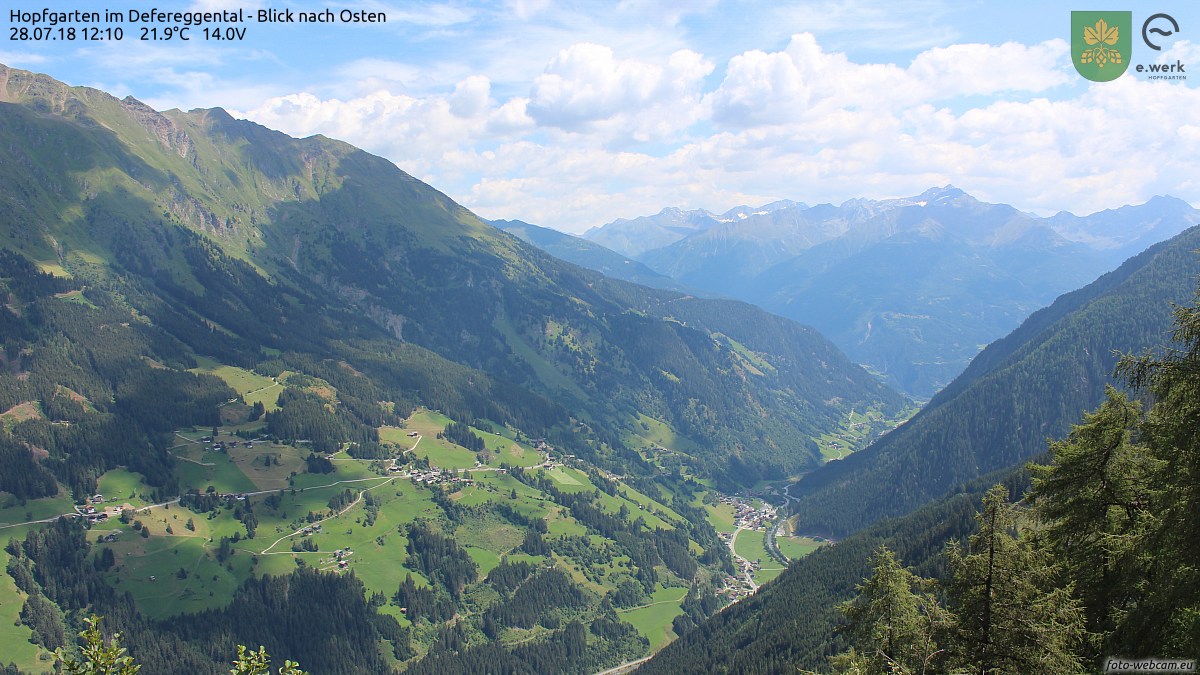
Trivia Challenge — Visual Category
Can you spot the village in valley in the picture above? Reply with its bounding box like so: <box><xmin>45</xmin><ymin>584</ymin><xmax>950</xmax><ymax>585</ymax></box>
<box><xmin>714</xmin><ymin>494</ymin><xmax>782</xmax><ymax>600</ymax></box>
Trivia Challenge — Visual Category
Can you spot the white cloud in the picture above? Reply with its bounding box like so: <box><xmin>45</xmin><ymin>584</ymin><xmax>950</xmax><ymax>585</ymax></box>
<box><xmin>1156</xmin><ymin>39</ymin><xmax>1200</xmax><ymax>66</ymax></box>
<box><xmin>450</xmin><ymin>75</ymin><xmax>492</xmax><ymax>117</ymax></box>
<box><xmin>486</xmin><ymin>98</ymin><xmax>534</xmax><ymax>134</ymax></box>
<box><xmin>0</xmin><ymin>51</ymin><xmax>47</xmax><ymax>67</ymax></box>
<box><xmin>708</xmin><ymin>34</ymin><xmax>1070</xmax><ymax>130</ymax></box>
<box><xmin>908</xmin><ymin>39</ymin><xmax>1070</xmax><ymax>98</ymax></box>
<box><xmin>526</xmin><ymin>43</ymin><xmax>713</xmax><ymax>137</ymax></box>
<box><xmin>706</xmin><ymin>47</ymin><xmax>813</xmax><ymax>127</ymax></box>
<box><xmin>232</xmin><ymin>30</ymin><xmax>1200</xmax><ymax>234</ymax></box>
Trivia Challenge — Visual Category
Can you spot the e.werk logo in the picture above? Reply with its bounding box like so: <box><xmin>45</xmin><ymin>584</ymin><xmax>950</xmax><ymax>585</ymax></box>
<box><xmin>1072</xmin><ymin>11</ymin><xmax>1185</xmax><ymax>82</ymax></box>
<box><xmin>1136</xmin><ymin>13</ymin><xmax>1185</xmax><ymax>80</ymax></box>
<box><xmin>1072</xmin><ymin>11</ymin><xmax>1132</xmax><ymax>81</ymax></box>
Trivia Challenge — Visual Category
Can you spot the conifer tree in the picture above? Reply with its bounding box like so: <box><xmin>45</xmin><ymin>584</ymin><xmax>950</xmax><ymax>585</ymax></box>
<box><xmin>831</xmin><ymin>545</ymin><xmax>950</xmax><ymax>674</ymax></box>
<box><xmin>945</xmin><ymin>486</ymin><xmax>1088</xmax><ymax>675</ymax></box>
<box><xmin>1028</xmin><ymin>387</ymin><xmax>1155</xmax><ymax>645</ymax></box>
<box><xmin>1111</xmin><ymin>291</ymin><xmax>1200</xmax><ymax>656</ymax></box>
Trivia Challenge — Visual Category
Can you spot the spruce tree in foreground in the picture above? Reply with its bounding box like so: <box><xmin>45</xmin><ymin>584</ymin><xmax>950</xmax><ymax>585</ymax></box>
<box><xmin>831</xmin><ymin>546</ymin><xmax>950</xmax><ymax>674</ymax></box>
<box><xmin>1112</xmin><ymin>292</ymin><xmax>1200</xmax><ymax>656</ymax></box>
<box><xmin>1028</xmin><ymin>387</ymin><xmax>1154</xmax><ymax>650</ymax></box>
<box><xmin>944</xmin><ymin>485</ymin><xmax>1088</xmax><ymax>674</ymax></box>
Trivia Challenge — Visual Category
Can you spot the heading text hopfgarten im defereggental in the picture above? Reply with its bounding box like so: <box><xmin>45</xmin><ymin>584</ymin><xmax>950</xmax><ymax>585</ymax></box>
<box><xmin>9</xmin><ymin>7</ymin><xmax>386</xmax><ymax>43</ymax></box>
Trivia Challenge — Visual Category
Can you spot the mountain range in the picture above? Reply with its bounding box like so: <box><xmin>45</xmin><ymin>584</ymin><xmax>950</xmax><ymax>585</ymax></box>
<box><xmin>0</xmin><ymin>64</ymin><xmax>907</xmax><ymax>672</ymax></box>
<box><xmin>787</xmin><ymin>222</ymin><xmax>1200</xmax><ymax>536</ymax></box>
<box><xmin>576</xmin><ymin>188</ymin><xmax>1199</xmax><ymax>397</ymax></box>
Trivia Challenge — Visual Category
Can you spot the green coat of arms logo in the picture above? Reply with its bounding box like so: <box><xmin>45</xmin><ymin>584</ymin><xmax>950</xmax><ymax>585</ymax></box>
<box><xmin>1072</xmin><ymin>11</ymin><xmax>1132</xmax><ymax>81</ymax></box>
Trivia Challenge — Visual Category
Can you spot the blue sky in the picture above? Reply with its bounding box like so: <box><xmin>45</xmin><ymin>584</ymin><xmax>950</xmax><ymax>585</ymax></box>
<box><xmin>4</xmin><ymin>1</ymin><xmax>1199</xmax><ymax>232</ymax></box>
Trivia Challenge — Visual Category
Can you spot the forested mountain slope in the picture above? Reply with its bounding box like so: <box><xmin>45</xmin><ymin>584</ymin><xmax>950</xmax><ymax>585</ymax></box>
<box><xmin>647</xmin><ymin>278</ymin><xmax>1200</xmax><ymax>672</ymax></box>
<box><xmin>788</xmin><ymin>225</ymin><xmax>1200</xmax><ymax>536</ymax></box>
<box><xmin>641</xmin><ymin>465</ymin><xmax>1029</xmax><ymax>674</ymax></box>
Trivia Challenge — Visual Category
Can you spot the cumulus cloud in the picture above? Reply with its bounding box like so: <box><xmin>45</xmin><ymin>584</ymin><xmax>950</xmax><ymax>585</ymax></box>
<box><xmin>708</xmin><ymin>33</ymin><xmax>1069</xmax><ymax>129</ymax></box>
<box><xmin>234</xmin><ymin>31</ymin><xmax>1200</xmax><ymax>233</ymax></box>
<box><xmin>908</xmin><ymin>39</ymin><xmax>1070</xmax><ymax>98</ymax></box>
<box><xmin>451</xmin><ymin>75</ymin><xmax>491</xmax><ymax>118</ymax></box>
<box><xmin>487</xmin><ymin>98</ymin><xmax>534</xmax><ymax>134</ymax></box>
<box><xmin>526</xmin><ymin>43</ymin><xmax>713</xmax><ymax>139</ymax></box>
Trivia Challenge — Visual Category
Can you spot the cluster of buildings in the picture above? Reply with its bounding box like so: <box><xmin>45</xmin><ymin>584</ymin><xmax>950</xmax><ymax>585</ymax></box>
<box><xmin>718</xmin><ymin>495</ymin><xmax>779</xmax><ymax>531</ymax></box>
<box><xmin>325</xmin><ymin>547</ymin><xmax>353</xmax><ymax>570</ymax></box>
<box><xmin>202</xmin><ymin>436</ymin><xmax>257</xmax><ymax>452</ymax></box>
<box><xmin>714</xmin><ymin>541</ymin><xmax>762</xmax><ymax>602</ymax></box>
<box><xmin>712</xmin><ymin>494</ymin><xmax>785</xmax><ymax>602</ymax></box>
<box><xmin>391</xmin><ymin>467</ymin><xmax>476</xmax><ymax>488</ymax></box>
<box><xmin>73</xmin><ymin>493</ymin><xmax>125</xmax><ymax>523</ymax></box>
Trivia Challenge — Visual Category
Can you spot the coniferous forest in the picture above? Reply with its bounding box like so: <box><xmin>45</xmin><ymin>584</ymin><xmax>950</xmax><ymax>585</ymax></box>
<box><xmin>823</xmin><ymin>300</ymin><xmax>1200</xmax><ymax>673</ymax></box>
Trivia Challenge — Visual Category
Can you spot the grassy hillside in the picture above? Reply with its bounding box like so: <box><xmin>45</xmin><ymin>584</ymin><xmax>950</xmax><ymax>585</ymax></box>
<box><xmin>0</xmin><ymin>358</ymin><xmax>738</xmax><ymax>671</ymax></box>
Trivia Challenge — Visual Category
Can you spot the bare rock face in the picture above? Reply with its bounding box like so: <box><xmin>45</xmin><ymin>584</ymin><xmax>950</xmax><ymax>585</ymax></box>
<box><xmin>120</xmin><ymin>95</ymin><xmax>195</xmax><ymax>159</ymax></box>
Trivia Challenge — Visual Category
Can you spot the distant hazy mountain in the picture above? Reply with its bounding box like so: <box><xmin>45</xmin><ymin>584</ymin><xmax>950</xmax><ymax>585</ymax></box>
<box><xmin>491</xmin><ymin>218</ymin><xmax>690</xmax><ymax>292</ymax></box>
<box><xmin>582</xmin><ymin>187</ymin><xmax>1199</xmax><ymax>397</ymax></box>
<box><xmin>583</xmin><ymin>206</ymin><xmax>722</xmax><ymax>257</ymax></box>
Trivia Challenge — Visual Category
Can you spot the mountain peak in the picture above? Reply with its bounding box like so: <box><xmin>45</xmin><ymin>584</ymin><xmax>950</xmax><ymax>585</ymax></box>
<box><xmin>915</xmin><ymin>185</ymin><xmax>967</xmax><ymax>203</ymax></box>
<box><xmin>1142</xmin><ymin>194</ymin><xmax>1195</xmax><ymax>213</ymax></box>
<box><xmin>120</xmin><ymin>95</ymin><xmax>155</xmax><ymax>112</ymax></box>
